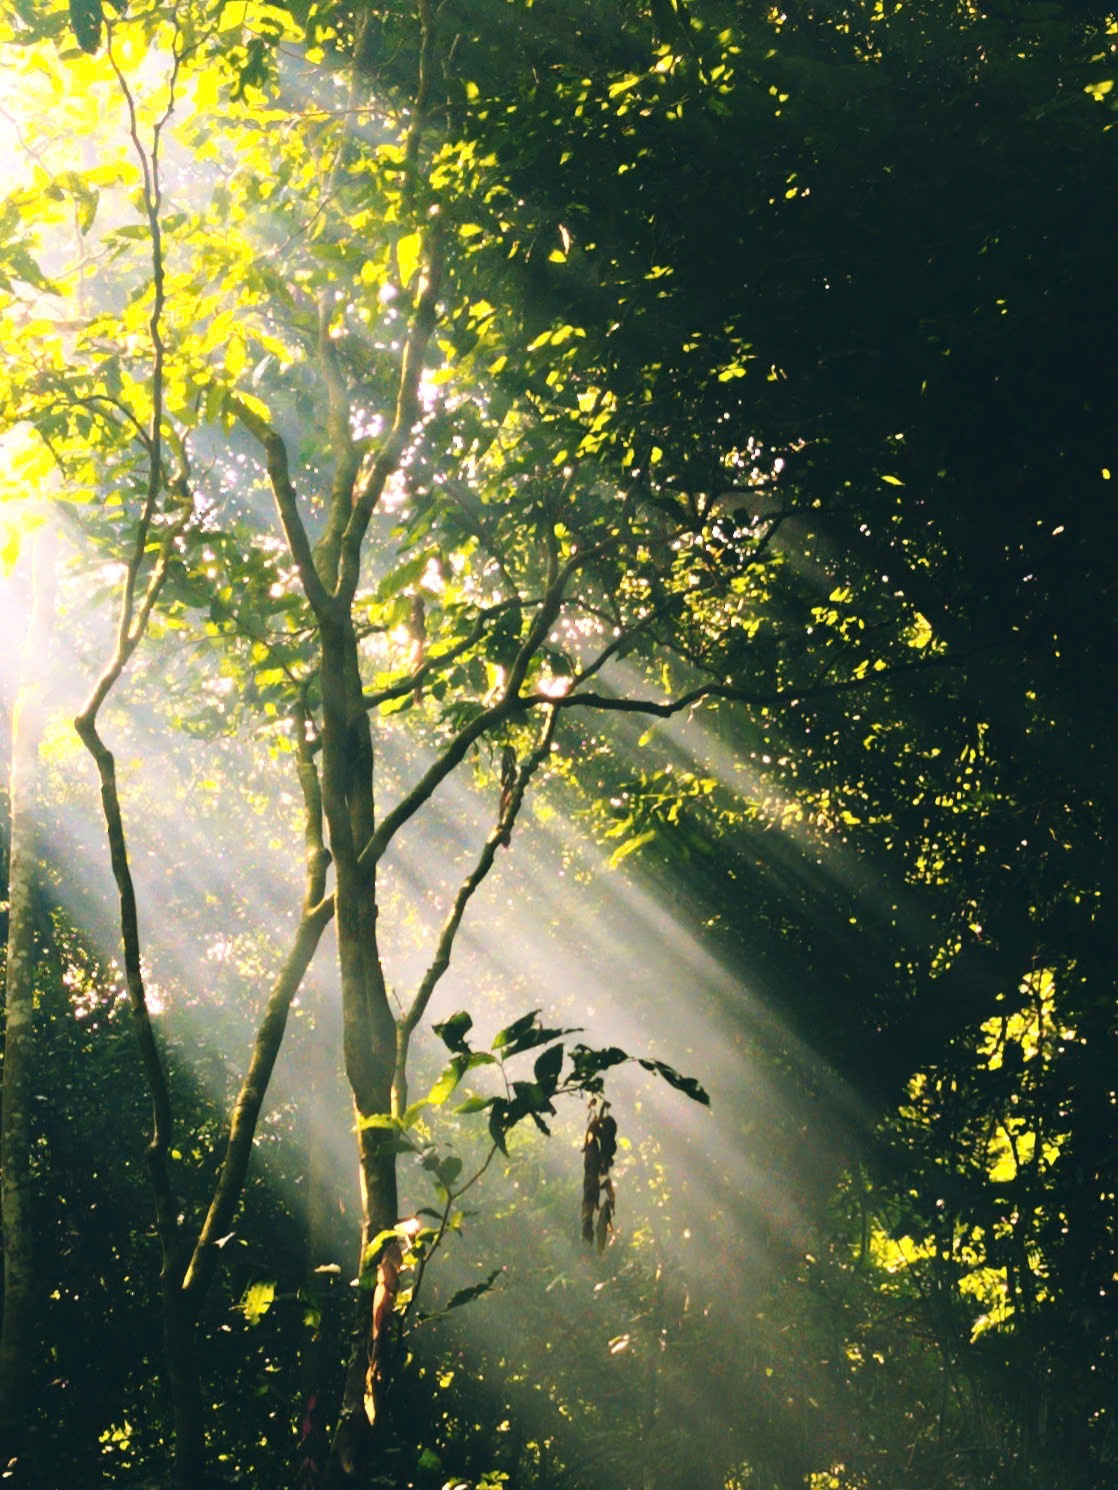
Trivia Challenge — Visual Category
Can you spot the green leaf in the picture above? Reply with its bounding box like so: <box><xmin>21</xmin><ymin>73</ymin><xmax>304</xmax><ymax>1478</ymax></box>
<box><xmin>510</xmin><ymin>1079</ymin><xmax>555</xmax><ymax>1116</ymax></box>
<box><xmin>454</xmin><ymin>1094</ymin><xmax>495</xmax><ymax>1114</ymax></box>
<box><xmin>434</xmin><ymin>1011</ymin><xmax>473</xmax><ymax>1053</ymax></box>
<box><xmin>444</xmin><ymin>1267</ymin><xmax>504</xmax><ymax>1313</ymax></box>
<box><xmin>240</xmin><ymin>1280</ymin><xmax>275</xmax><ymax>1325</ymax></box>
<box><xmin>366</xmin><ymin>1227</ymin><xmax>404</xmax><ymax>1256</ymax></box>
<box><xmin>299</xmin><ymin>1286</ymin><xmax>322</xmax><ymax>1332</ymax></box>
<box><xmin>376</xmin><ymin>549</ymin><xmax>434</xmax><ymax>601</ymax></box>
<box><xmin>360</xmin><ymin>1225</ymin><xmax>410</xmax><ymax>1283</ymax></box>
<box><xmin>426</xmin><ymin>1056</ymin><xmax>467</xmax><ymax>1106</ymax></box>
<box><xmin>397</xmin><ymin>230</ymin><xmax>422</xmax><ymax>288</ymax></box>
<box><xmin>608</xmin><ymin>73</ymin><xmax>642</xmax><ymax>98</ymax></box>
<box><xmin>637</xmin><ymin>1058</ymin><xmax>711</xmax><ymax>1106</ymax></box>
<box><xmin>69</xmin><ymin>0</ymin><xmax>103</xmax><ymax>52</ymax></box>
<box><xmin>607</xmin><ymin>829</ymin><xmax>657</xmax><ymax>869</ymax></box>
<box><xmin>487</xmin><ymin>1098</ymin><xmax>511</xmax><ymax>1154</ymax></box>
<box><xmin>492</xmin><ymin>1011</ymin><xmax>576</xmax><ymax>1058</ymax></box>
<box><xmin>569</xmin><ymin>1044</ymin><xmax>630</xmax><ymax>1092</ymax></box>
<box><xmin>77</xmin><ymin>187</ymin><xmax>100</xmax><ymax>235</ymax></box>
<box><xmin>533</xmin><ymin>1042</ymin><xmax>564</xmax><ymax>1095</ymax></box>
<box><xmin>435</xmin><ymin>1155</ymin><xmax>463</xmax><ymax>1189</ymax></box>
<box><xmin>378</xmin><ymin>691</ymin><xmax>415</xmax><ymax>717</ymax></box>
<box><xmin>492</xmin><ymin>1010</ymin><xmax>539</xmax><ymax>1050</ymax></box>
<box><xmin>6</xmin><ymin>246</ymin><xmax>55</xmax><ymax>293</ymax></box>
<box><xmin>0</xmin><ymin>523</ymin><xmax>24</xmax><ymax>575</ymax></box>
<box><xmin>400</xmin><ymin>1101</ymin><xmax>429</xmax><ymax>1128</ymax></box>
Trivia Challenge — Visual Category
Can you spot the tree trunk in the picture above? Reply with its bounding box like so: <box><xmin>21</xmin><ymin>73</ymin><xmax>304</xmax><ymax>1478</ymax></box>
<box><xmin>319</xmin><ymin>621</ymin><xmax>403</xmax><ymax>1487</ymax></box>
<box><xmin>77</xmin><ymin>700</ymin><xmax>208</xmax><ymax>1487</ymax></box>
<box><xmin>297</xmin><ymin>1020</ymin><xmax>345</xmax><ymax>1489</ymax></box>
<box><xmin>0</xmin><ymin>531</ymin><xmax>54</xmax><ymax>1456</ymax></box>
<box><xmin>164</xmin><ymin>1295</ymin><xmax>206</xmax><ymax>1490</ymax></box>
<box><xmin>325</xmin><ymin>1127</ymin><xmax>400</xmax><ymax>1487</ymax></box>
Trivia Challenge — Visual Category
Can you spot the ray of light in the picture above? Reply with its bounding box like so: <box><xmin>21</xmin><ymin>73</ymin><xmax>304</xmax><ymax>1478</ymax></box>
<box><xmin>1</xmin><ymin>536</ymin><xmax>889</xmax><ymax>1487</ymax></box>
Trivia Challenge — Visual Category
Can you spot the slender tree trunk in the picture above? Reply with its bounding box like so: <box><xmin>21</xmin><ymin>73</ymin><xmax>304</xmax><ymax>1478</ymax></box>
<box><xmin>75</xmin><ymin>715</ymin><xmax>207</xmax><ymax>1488</ymax></box>
<box><xmin>0</xmin><ymin>531</ymin><xmax>54</xmax><ymax>1457</ymax></box>
<box><xmin>326</xmin><ymin>1127</ymin><xmax>399</xmax><ymax>1486</ymax></box>
<box><xmin>319</xmin><ymin>618</ymin><xmax>403</xmax><ymax>1486</ymax></box>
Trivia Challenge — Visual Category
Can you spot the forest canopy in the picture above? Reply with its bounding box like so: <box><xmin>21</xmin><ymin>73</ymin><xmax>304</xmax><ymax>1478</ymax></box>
<box><xmin>0</xmin><ymin>0</ymin><xmax>1115</xmax><ymax>1487</ymax></box>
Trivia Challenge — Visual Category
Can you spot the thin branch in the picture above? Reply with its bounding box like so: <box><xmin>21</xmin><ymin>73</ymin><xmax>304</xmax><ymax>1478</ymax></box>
<box><xmin>182</xmin><ymin>900</ymin><xmax>334</xmax><ymax>1304</ymax></box>
<box><xmin>357</xmin><ymin>546</ymin><xmax>598</xmax><ymax>869</ymax></box>
<box><xmin>74</xmin><ymin>507</ymin><xmax>192</xmax><ymax>1285</ymax></box>
<box><xmin>230</xmin><ymin>398</ymin><xmax>337</xmax><ymax>621</ymax></box>
<box><xmin>400</xmin><ymin>707</ymin><xmax>557</xmax><ymax>1040</ymax></box>
<box><xmin>570</xmin><ymin>599</ymin><xmax>680</xmax><ymax>690</ymax></box>
<box><xmin>74</xmin><ymin>712</ymin><xmax>183</xmax><ymax>1246</ymax></box>
<box><xmin>524</xmin><ymin>653</ymin><xmax>970</xmax><ymax>718</ymax></box>
<box><xmin>75</xmin><ymin>28</ymin><xmax>192</xmax><ymax>711</ymax></box>
<box><xmin>361</xmin><ymin>599</ymin><xmax>522</xmax><ymax>713</ymax></box>
<box><xmin>308</xmin><ymin>31</ymin><xmax>371</xmax><ymax>591</ymax></box>
<box><xmin>335</xmin><ymin>0</ymin><xmax>445</xmax><ymax>599</ymax></box>
<box><xmin>358</xmin><ymin>694</ymin><xmax>514</xmax><ymax>872</ymax></box>
<box><xmin>103</xmin><ymin>42</ymin><xmax>172</xmax><ymax>665</ymax></box>
<box><xmin>403</xmin><ymin>0</ymin><xmax>439</xmax><ymax>195</ymax></box>
<box><xmin>337</xmin><ymin>227</ymin><xmax>445</xmax><ymax>599</ymax></box>
<box><xmin>74</xmin><ymin>450</ymin><xmax>188</xmax><ymax>1321</ymax></box>
<box><xmin>47</xmin><ymin>391</ymin><xmax>153</xmax><ymax>453</ymax></box>
<box><xmin>503</xmin><ymin>542</ymin><xmax>600</xmax><ymax>699</ymax></box>
<box><xmin>183</xmin><ymin>705</ymin><xmax>335</xmax><ymax>1305</ymax></box>
<box><xmin>402</xmin><ymin>1139</ymin><xmax>502</xmax><ymax>1328</ymax></box>
<box><xmin>75</xmin><ymin>21</ymin><xmax>199</xmax><ymax>1337</ymax></box>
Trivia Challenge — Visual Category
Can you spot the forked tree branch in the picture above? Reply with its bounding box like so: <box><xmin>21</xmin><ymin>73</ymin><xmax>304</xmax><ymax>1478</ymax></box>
<box><xmin>230</xmin><ymin>399</ymin><xmax>336</xmax><ymax>622</ymax></box>
<box><xmin>357</xmin><ymin>545</ymin><xmax>594</xmax><ymax>869</ymax></box>
<box><xmin>336</xmin><ymin>228</ymin><xmax>445</xmax><ymax>601</ymax></box>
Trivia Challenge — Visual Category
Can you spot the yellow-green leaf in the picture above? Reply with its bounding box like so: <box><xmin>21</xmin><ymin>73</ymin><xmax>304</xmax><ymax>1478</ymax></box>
<box><xmin>397</xmin><ymin>231</ymin><xmax>422</xmax><ymax>287</ymax></box>
<box><xmin>240</xmin><ymin>1280</ymin><xmax>275</xmax><ymax>1325</ymax></box>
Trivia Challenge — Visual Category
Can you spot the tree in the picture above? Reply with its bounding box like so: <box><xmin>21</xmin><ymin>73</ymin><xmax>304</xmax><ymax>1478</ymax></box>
<box><xmin>4</xmin><ymin>3</ymin><xmax>738</xmax><ymax>1480</ymax></box>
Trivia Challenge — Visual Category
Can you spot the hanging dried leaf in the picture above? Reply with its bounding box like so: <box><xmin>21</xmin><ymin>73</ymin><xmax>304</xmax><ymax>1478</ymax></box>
<box><xmin>581</xmin><ymin>1098</ymin><xmax>619</xmax><ymax>1249</ymax></box>
<box><xmin>597</xmin><ymin>1178</ymin><xmax>615</xmax><ymax>1254</ymax></box>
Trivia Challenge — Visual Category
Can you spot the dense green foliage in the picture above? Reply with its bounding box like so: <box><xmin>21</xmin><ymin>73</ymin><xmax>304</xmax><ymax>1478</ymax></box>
<box><xmin>1</xmin><ymin>0</ymin><xmax>1115</xmax><ymax>1486</ymax></box>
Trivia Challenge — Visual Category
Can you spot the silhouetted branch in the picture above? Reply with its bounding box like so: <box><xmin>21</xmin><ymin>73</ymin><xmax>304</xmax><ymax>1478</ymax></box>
<box><xmin>524</xmin><ymin>654</ymin><xmax>969</xmax><ymax>717</ymax></box>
